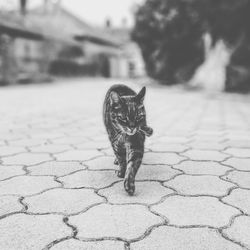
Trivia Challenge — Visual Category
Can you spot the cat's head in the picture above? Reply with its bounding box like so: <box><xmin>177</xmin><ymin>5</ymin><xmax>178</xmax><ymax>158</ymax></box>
<box><xmin>110</xmin><ymin>87</ymin><xmax>146</xmax><ymax>135</ymax></box>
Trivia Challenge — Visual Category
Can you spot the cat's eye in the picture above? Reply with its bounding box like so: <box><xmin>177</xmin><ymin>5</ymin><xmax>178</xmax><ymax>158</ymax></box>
<box><xmin>137</xmin><ymin>108</ymin><xmax>144</xmax><ymax>116</ymax></box>
<box><xmin>136</xmin><ymin>115</ymin><xmax>143</xmax><ymax>121</ymax></box>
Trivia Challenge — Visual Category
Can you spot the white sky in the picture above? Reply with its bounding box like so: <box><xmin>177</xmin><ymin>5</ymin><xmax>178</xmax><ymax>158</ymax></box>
<box><xmin>0</xmin><ymin>0</ymin><xmax>144</xmax><ymax>27</ymax></box>
<box><xmin>61</xmin><ymin>0</ymin><xmax>144</xmax><ymax>27</ymax></box>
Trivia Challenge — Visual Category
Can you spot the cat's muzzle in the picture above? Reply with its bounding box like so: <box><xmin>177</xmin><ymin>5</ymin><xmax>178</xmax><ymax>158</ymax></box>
<box><xmin>126</xmin><ymin>128</ymin><xmax>137</xmax><ymax>135</ymax></box>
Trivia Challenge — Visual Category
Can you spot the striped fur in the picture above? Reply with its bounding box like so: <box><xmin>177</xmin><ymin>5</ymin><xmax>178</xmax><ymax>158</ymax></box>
<box><xmin>103</xmin><ymin>84</ymin><xmax>153</xmax><ymax>195</ymax></box>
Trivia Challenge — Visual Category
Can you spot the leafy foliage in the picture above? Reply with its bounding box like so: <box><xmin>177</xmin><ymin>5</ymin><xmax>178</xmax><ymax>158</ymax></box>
<box><xmin>193</xmin><ymin>0</ymin><xmax>250</xmax><ymax>46</ymax></box>
<box><xmin>132</xmin><ymin>0</ymin><xmax>250</xmax><ymax>87</ymax></box>
<box><xmin>132</xmin><ymin>0</ymin><xmax>205</xmax><ymax>83</ymax></box>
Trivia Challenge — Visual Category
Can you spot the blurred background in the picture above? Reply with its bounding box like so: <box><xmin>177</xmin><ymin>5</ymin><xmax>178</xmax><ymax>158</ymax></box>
<box><xmin>0</xmin><ymin>0</ymin><xmax>250</xmax><ymax>92</ymax></box>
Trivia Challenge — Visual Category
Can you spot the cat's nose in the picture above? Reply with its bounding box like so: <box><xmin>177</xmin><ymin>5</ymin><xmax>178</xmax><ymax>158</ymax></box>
<box><xmin>128</xmin><ymin>127</ymin><xmax>136</xmax><ymax>133</ymax></box>
<box><xmin>130</xmin><ymin>122</ymin><xmax>136</xmax><ymax>128</ymax></box>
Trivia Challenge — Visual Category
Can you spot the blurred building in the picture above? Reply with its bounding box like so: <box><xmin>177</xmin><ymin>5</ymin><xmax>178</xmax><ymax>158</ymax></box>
<box><xmin>0</xmin><ymin>0</ymin><xmax>146</xmax><ymax>84</ymax></box>
<box><xmin>0</xmin><ymin>13</ymin><xmax>45</xmax><ymax>84</ymax></box>
<box><xmin>104</xmin><ymin>27</ymin><xmax>146</xmax><ymax>78</ymax></box>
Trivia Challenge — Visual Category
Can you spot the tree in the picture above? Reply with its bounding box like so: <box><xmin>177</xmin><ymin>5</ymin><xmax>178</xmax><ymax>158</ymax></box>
<box><xmin>132</xmin><ymin>0</ymin><xmax>205</xmax><ymax>84</ymax></box>
<box><xmin>132</xmin><ymin>0</ymin><xmax>250</xmax><ymax>89</ymax></box>
<box><xmin>194</xmin><ymin>0</ymin><xmax>250</xmax><ymax>45</ymax></box>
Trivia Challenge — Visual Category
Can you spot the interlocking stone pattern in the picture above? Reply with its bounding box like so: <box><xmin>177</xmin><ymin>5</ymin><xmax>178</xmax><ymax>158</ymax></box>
<box><xmin>0</xmin><ymin>78</ymin><xmax>249</xmax><ymax>249</ymax></box>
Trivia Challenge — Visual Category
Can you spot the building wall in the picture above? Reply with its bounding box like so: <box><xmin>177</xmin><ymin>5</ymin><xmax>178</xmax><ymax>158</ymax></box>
<box><xmin>1</xmin><ymin>34</ymin><xmax>58</xmax><ymax>83</ymax></box>
<box><xmin>14</xmin><ymin>38</ymin><xmax>43</xmax><ymax>76</ymax></box>
<box><xmin>109</xmin><ymin>56</ymin><xmax>129</xmax><ymax>78</ymax></box>
<box><xmin>122</xmin><ymin>42</ymin><xmax>146</xmax><ymax>78</ymax></box>
<box><xmin>0</xmin><ymin>34</ymin><xmax>17</xmax><ymax>84</ymax></box>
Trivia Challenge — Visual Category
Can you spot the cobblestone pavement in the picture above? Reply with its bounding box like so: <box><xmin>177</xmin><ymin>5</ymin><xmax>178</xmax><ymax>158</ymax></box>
<box><xmin>0</xmin><ymin>78</ymin><xmax>250</xmax><ymax>250</ymax></box>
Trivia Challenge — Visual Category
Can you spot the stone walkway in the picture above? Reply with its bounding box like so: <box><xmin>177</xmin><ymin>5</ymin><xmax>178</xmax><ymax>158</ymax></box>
<box><xmin>0</xmin><ymin>78</ymin><xmax>250</xmax><ymax>250</ymax></box>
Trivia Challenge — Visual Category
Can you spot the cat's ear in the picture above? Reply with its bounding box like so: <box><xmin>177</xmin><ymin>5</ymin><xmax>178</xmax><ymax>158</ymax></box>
<box><xmin>136</xmin><ymin>87</ymin><xmax>146</xmax><ymax>103</ymax></box>
<box><xmin>110</xmin><ymin>91</ymin><xmax>121</xmax><ymax>106</ymax></box>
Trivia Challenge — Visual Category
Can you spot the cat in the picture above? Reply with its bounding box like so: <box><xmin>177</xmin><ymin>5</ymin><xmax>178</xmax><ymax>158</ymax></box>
<box><xmin>103</xmin><ymin>84</ymin><xmax>153</xmax><ymax>195</ymax></box>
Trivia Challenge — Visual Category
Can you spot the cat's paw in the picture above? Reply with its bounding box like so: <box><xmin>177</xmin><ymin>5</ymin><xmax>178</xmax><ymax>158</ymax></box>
<box><xmin>124</xmin><ymin>178</ymin><xmax>135</xmax><ymax>196</ymax></box>
<box><xmin>141</xmin><ymin>126</ymin><xmax>153</xmax><ymax>137</ymax></box>
<box><xmin>116</xmin><ymin>170</ymin><xmax>125</xmax><ymax>178</ymax></box>
<box><xmin>116</xmin><ymin>164</ymin><xmax>126</xmax><ymax>178</ymax></box>
<box><xmin>145</xmin><ymin>127</ymin><xmax>153</xmax><ymax>137</ymax></box>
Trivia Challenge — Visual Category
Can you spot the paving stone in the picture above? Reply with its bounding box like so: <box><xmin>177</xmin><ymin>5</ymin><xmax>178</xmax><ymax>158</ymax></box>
<box><xmin>165</xmin><ymin>175</ymin><xmax>235</xmax><ymax>196</ymax></box>
<box><xmin>0</xmin><ymin>133</ymin><xmax>26</xmax><ymax>141</ymax></box>
<box><xmin>9</xmin><ymin>138</ymin><xmax>48</xmax><ymax>147</ymax></box>
<box><xmin>99</xmin><ymin>181</ymin><xmax>174</xmax><ymax>204</ymax></box>
<box><xmin>28</xmin><ymin>161</ymin><xmax>86</xmax><ymax>177</ymax></box>
<box><xmin>0</xmin><ymin>176</ymin><xmax>60</xmax><ymax>196</ymax></box>
<box><xmin>0</xmin><ymin>146</ymin><xmax>26</xmax><ymax>156</ymax></box>
<box><xmin>100</xmin><ymin>147</ymin><xmax>114</xmax><ymax>156</ymax></box>
<box><xmin>223</xmin><ymin>158</ymin><xmax>250</xmax><ymax>171</ymax></box>
<box><xmin>25</xmin><ymin>188</ymin><xmax>104</xmax><ymax>215</ymax></box>
<box><xmin>2</xmin><ymin>153</ymin><xmax>53</xmax><ymax>166</ymax></box>
<box><xmin>223</xmin><ymin>171</ymin><xmax>250</xmax><ymax>188</ymax></box>
<box><xmin>188</xmin><ymin>142</ymin><xmax>227</xmax><ymax>151</ymax></box>
<box><xmin>69</xmin><ymin>204</ymin><xmax>163</xmax><ymax>240</ymax></box>
<box><xmin>55</xmin><ymin>150</ymin><xmax>102</xmax><ymax>161</ymax></box>
<box><xmin>137</xmin><ymin>164</ymin><xmax>181</xmax><ymax>181</ymax></box>
<box><xmin>131</xmin><ymin>226</ymin><xmax>243</xmax><ymax>250</ymax></box>
<box><xmin>30</xmin><ymin>123</ymin><xmax>59</xmax><ymax>130</ymax></box>
<box><xmin>59</xmin><ymin>170</ymin><xmax>118</xmax><ymax>189</ymax></box>
<box><xmin>151</xmin><ymin>196</ymin><xmax>240</xmax><ymax>227</ymax></box>
<box><xmin>174</xmin><ymin>161</ymin><xmax>231</xmax><ymax>176</ymax></box>
<box><xmin>29</xmin><ymin>144</ymin><xmax>71</xmax><ymax>153</ymax></box>
<box><xmin>0</xmin><ymin>165</ymin><xmax>25</xmax><ymax>180</ymax></box>
<box><xmin>0</xmin><ymin>214</ymin><xmax>72</xmax><ymax>250</ymax></box>
<box><xmin>51</xmin><ymin>239</ymin><xmax>125</xmax><ymax>250</ymax></box>
<box><xmin>191</xmin><ymin>136</ymin><xmax>223</xmax><ymax>143</ymax></box>
<box><xmin>224</xmin><ymin>148</ymin><xmax>250</xmax><ymax>158</ymax></box>
<box><xmin>223</xmin><ymin>216</ymin><xmax>250</xmax><ymax>249</ymax></box>
<box><xmin>195</xmin><ymin>130</ymin><xmax>224</xmax><ymax>136</ymax></box>
<box><xmin>52</xmin><ymin>137</ymin><xmax>89</xmax><ymax>145</ymax></box>
<box><xmin>226</xmin><ymin>131</ymin><xmax>250</xmax><ymax>140</ymax></box>
<box><xmin>0</xmin><ymin>196</ymin><xmax>23</xmax><ymax>217</ymax></box>
<box><xmin>156</xmin><ymin>136</ymin><xmax>190</xmax><ymax>144</ymax></box>
<box><xmin>182</xmin><ymin>150</ymin><xmax>228</xmax><ymax>161</ymax></box>
<box><xmin>84</xmin><ymin>156</ymin><xmax>116</xmax><ymax>170</ymax></box>
<box><xmin>163</xmin><ymin>130</ymin><xmax>193</xmax><ymax>137</ymax></box>
<box><xmin>225</xmin><ymin>124</ymin><xmax>248</xmax><ymax>131</ymax></box>
<box><xmin>226</xmin><ymin>140</ymin><xmax>250</xmax><ymax>148</ymax></box>
<box><xmin>29</xmin><ymin>132</ymin><xmax>65</xmax><ymax>139</ymax></box>
<box><xmin>222</xmin><ymin>189</ymin><xmax>250</xmax><ymax>214</ymax></box>
<box><xmin>90</xmin><ymin>134</ymin><xmax>110</xmax><ymax>142</ymax></box>
<box><xmin>143</xmin><ymin>152</ymin><xmax>186</xmax><ymax>165</ymax></box>
<box><xmin>147</xmin><ymin>143</ymin><xmax>189</xmax><ymax>153</ymax></box>
<box><xmin>76</xmin><ymin>140</ymin><xmax>110</xmax><ymax>150</ymax></box>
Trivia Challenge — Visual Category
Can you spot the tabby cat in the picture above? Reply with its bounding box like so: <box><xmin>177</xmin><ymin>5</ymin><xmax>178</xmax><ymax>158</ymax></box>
<box><xmin>103</xmin><ymin>84</ymin><xmax>153</xmax><ymax>195</ymax></box>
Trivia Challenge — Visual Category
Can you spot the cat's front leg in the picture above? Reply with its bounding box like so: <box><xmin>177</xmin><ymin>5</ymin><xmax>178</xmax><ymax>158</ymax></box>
<box><xmin>117</xmin><ymin>159</ymin><xmax>126</xmax><ymax>178</ymax></box>
<box><xmin>114</xmin><ymin>148</ymin><xmax>127</xmax><ymax>178</ymax></box>
<box><xmin>124</xmin><ymin>151</ymin><xmax>143</xmax><ymax>195</ymax></box>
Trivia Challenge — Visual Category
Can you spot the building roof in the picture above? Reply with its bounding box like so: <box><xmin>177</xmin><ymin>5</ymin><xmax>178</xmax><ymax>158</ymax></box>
<box><xmin>74</xmin><ymin>34</ymin><xmax>119</xmax><ymax>47</ymax></box>
<box><xmin>104</xmin><ymin>28</ymin><xmax>132</xmax><ymax>45</ymax></box>
<box><xmin>0</xmin><ymin>13</ymin><xmax>43</xmax><ymax>40</ymax></box>
<box><xmin>28</xmin><ymin>3</ymin><xmax>121</xmax><ymax>48</ymax></box>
